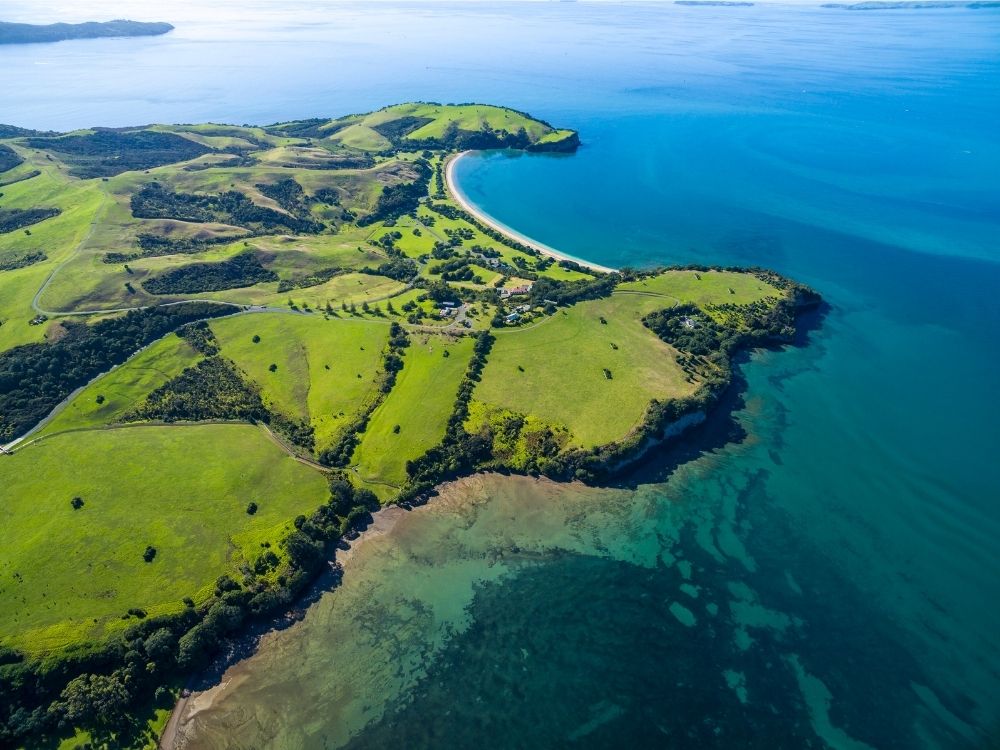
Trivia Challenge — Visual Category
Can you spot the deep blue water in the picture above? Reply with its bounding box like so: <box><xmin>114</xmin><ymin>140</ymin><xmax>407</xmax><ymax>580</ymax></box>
<box><xmin>2</xmin><ymin>2</ymin><xmax>998</xmax><ymax>747</ymax></box>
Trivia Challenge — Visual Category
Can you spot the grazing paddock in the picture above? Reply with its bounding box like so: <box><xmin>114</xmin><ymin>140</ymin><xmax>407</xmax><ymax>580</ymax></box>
<box><xmin>0</xmin><ymin>423</ymin><xmax>327</xmax><ymax>656</ymax></box>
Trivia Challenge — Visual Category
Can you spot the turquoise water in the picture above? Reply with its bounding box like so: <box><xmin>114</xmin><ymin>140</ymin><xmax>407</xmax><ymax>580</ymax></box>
<box><xmin>3</xmin><ymin>2</ymin><xmax>999</xmax><ymax>747</ymax></box>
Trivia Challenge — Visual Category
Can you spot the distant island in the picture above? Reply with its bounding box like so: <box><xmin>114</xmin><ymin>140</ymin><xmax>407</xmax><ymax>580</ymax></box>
<box><xmin>822</xmin><ymin>1</ymin><xmax>999</xmax><ymax>8</ymax></box>
<box><xmin>0</xmin><ymin>19</ymin><xmax>174</xmax><ymax>45</ymax></box>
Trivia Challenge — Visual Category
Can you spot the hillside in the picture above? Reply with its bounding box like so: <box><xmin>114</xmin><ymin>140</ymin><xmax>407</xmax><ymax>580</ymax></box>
<box><xmin>0</xmin><ymin>103</ymin><xmax>817</xmax><ymax>747</ymax></box>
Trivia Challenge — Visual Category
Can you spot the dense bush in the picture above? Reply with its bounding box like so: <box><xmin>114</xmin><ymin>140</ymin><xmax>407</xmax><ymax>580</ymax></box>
<box><xmin>0</xmin><ymin>144</ymin><xmax>23</xmax><ymax>173</ymax></box>
<box><xmin>358</xmin><ymin>159</ymin><xmax>431</xmax><ymax>225</ymax></box>
<box><xmin>0</xmin><ymin>250</ymin><xmax>46</xmax><ymax>271</ymax></box>
<box><xmin>0</xmin><ymin>207</ymin><xmax>60</xmax><ymax>234</ymax></box>
<box><xmin>360</xmin><ymin>256</ymin><xmax>418</xmax><ymax>282</ymax></box>
<box><xmin>25</xmin><ymin>129</ymin><xmax>210</xmax><ymax>178</ymax></box>
<box><xmin>176</xmin><ymin>320</ymin><xmax>219</xmax><ymax>355</ymax></box>
<box><xmin>527</xmin><ymin>275</ymin><xmax>618</xmax><ymax>307</ymax></box>
<box><xmin>142</xmin><ymin>252</ymin><xmax>277</xmax><ymax>295</ymax></box>
<box><xmin>0</xmin><ymin>302</ymin><xmax>233</xmax><ymax>441</ymax></box>
<box><xmin>122</xmin><ymin>356</ymin><xmax>267</xmax><ymax>424</ymax></box>
<box><xmin>255</xmin><ymin>178</ymin><xmax>311</xmax><ymax>216</ymax></box>
<box><xmin>131</xmin><ymin>181</ymin><xmax>321</xmax><ymax>234</ymax></box>
<box><xmin>370</xmin><ymin>115</ymin><xmax>435</xmax><ymax>142</ymax></box>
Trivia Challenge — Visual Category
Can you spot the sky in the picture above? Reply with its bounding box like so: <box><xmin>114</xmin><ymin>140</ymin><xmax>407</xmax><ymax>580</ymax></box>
<box><xmin>1</xmin><ymin>0</ymin><xmax>868</xmax><ymax>25</ymax></box>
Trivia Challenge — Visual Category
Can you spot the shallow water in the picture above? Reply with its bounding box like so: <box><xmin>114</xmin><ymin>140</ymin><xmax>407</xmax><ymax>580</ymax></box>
<box><xmin>3</xmin><ymin>2</ymin><xmax>999</xmax><ymax>747</ymax></box>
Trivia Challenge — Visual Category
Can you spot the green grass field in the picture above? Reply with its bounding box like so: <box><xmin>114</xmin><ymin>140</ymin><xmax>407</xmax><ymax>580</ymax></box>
<box><xmin>616</xmin><ymin>269</ymin><xmax>782</xmax><ymax>311</ymax></box>
<box><xmin>473</xmin><ymin>293</ymin><xmax>697</xmax><ymax>448</ymax></box>
<box><xmin>0</xmin><ymin>159</ymin><xmax>107</xmax><ymax>351</ymax></box>
<box><xmin>0</xmin><ymin>423</ymin><xmax>327</xmax><ymax>655</ymax></box>
<box><xmin>352</xmin><ymin>333</ymin><xmax>474</xmax><ymax>491</ymax></box>
<box><xmin>211</xmin><ymin>313</ymin><xmax>390</xmax><ymax>447</ymax></box>
<box><xmin>33</xmin><ymin>333</ymin><xmax>203</xmax><ymax>440</ymax></box>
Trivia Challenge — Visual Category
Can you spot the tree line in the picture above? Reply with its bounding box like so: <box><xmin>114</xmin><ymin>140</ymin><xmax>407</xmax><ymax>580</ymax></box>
<box><xmin>0</xmin><ymin>302</ymin><xmax>233</xmax><ymax>442</ymax></box>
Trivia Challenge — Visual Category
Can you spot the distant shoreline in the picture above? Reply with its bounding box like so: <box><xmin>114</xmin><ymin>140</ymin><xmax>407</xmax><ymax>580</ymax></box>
<box><xmin>0</xmin><ymin>19</ymin><xmax>174</xmax><ymax>46</ymax></box>
<box><xmin>445</xmin><ymin>151</ymin><xmax>618</xmax><ymax>275</ymax></box>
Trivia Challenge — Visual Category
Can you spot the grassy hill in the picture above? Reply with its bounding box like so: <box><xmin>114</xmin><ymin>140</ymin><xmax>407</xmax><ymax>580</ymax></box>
<box><xmin>0</xmin><ymin>424</ymin><xmax>326</xmax><ymax>656</ymax></box>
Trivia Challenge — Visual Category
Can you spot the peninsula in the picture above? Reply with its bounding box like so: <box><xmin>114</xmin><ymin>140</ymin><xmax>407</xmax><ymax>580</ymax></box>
<box><xmin>0</xmin><ymin>102</ymin><xmax>819</xmax><ymax>747</ymax></box>
<box><xmin>0</xmin><ymin>19</ymin><xmax>174</xmax><ymax>45</ymax></box>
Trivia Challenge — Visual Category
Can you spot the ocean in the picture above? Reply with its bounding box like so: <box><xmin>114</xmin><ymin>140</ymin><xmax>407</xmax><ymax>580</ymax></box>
<box><xmin>2</xmin><ymin>2</ymin><xmax>998</xmax><ymax>747</ymax></box>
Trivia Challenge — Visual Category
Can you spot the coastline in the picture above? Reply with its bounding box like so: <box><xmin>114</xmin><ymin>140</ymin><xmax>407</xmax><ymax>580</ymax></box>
<box><xmin>444</xmin><ymin>151</ymin><xmax>619</xmax><ymax>275</ymax></box>
<box><xmin>160</xmin><ymin>504</ymin><xmax>413</xmax><ymax>748</ymax></box>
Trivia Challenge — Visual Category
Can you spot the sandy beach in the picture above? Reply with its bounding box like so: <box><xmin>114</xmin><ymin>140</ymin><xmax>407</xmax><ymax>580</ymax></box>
<box><xmin>444</xmin><ymin>151</ymin><xmax>618</xmax><ymax>275</ymax></box>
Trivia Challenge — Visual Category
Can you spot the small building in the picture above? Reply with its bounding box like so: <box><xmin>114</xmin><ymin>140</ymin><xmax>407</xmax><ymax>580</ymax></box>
<box><xmin>505</xmin><ymin>312</ymin><xmax>521</xmax><ymax>324</ymax></box>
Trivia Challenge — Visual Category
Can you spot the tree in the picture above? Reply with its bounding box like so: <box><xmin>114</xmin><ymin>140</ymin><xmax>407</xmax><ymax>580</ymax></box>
<box><xmin>59</xmin><ymin>671</ymin><xmax>132</xmax><ymax>728</ymax></box>
<box><xmin>143</xmin><ymin>628</ymin><xmax>176</xmax><ymax>662</ymax></box>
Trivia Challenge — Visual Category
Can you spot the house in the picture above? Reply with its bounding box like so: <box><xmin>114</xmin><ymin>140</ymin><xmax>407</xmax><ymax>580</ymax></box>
<box><xmin>504</xmin><ymin>312</ymin><xmax>521</xmax><ymax>324</ymax></box>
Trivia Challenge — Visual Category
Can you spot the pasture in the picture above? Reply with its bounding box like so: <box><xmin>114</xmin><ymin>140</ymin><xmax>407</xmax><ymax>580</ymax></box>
<box><xmin>211</xmin><ymin>313</ymin><xmax>389</xmax><ymax>448</ymax></box>
<box><xmin>0</xmin><ymin>423</ymin><xmax>327</xmax><ymax>656</ymax></box>
<box><xmin>352</xmin><ymin>333</ymin><xmax>474</xmax><ymax>490</ymax></box>
<box><xmin>473</xmin><ymin>293</ymin><xmax>697</xmax><ymax>448</ymax></box>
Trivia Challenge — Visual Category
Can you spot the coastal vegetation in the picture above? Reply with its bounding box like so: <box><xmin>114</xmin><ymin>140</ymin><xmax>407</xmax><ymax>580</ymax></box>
<box><xmin>0</xmin><ymin>103</ymin><xmax>819</xmax><ymax>746</ymax></box>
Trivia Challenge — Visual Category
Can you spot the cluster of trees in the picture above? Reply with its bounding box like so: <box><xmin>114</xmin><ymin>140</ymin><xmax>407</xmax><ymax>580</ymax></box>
<box><xmin>425</xmin><ymin>201</ymin><xmax>545</xmax><ymax>261</ymax></box>
<box><xmin>183</xmin><ymin>154</ymin><xmax>257</xmax><ymax>172</ymax></box>
<box><xmin>469</xmin><ymin>407</ymin><xmax>569</xmax><ymax>474</ymax></box>
<box><xmin>0</xmin><ymin>144</ymin><xmax>23</xmax><ymax>173</ymax></box>
<box><xmin>361</xmin><ymin>256</ymin><xmax>418</xmax><ymax>282</ymax></box>
<box><xmin>0</xmin><ymin>302</ymin><xmax>233</xmax><ymax>442</ymax></box>
<box><xmin>122</xmin><ymin>356</ymin><xmax>267</xmax><ymax>424</ymax></box>
<box><xmin>369</xmin><ymin>115</ymin><xmax>434</xmax><ymax>143</ymax></box>
<box><xmin>263</xmin><ymin>117</ymin><xmax>337</xmax><ymax>139</ymax></box>
<box><xmin>0</xmin><ymin>250</ymin><xmax>46</xmax><ymax>271</ymax></box>
<box><xmin>276</xmin><ymin>266</ymin><xmax>343</xmax><ymax>293</ymax></box>
<box><xmin>25</xmin><ymin>129</ymin><xmax>210</xmax><ymax>179</ymax></box>
<box><xmin>176</xmin><ymin>321</ymin><xmax>219</xmax><ymax>356</ymax></box>
<box><xmin>131</xmin><ymin>182</ymin><xmax>322</xmax><ymax>234</ymax></box>
<box><xmin>102</xmin><ymin>232</ymin><xmax>246</xmax><ymax>265</ymax></box>
<box><xmin>0</xmin><ymin>207</ymin><xmax>60</xmax><ymax>234</ymax></box>
<box><xmin>142</xmin><ymin>252</ymin><xmax>277</xmax><ymax>295</ymax></box>
<box><xmin>526</xmin><ymin>275</ymin><xmax>618</xmax><ymax>308</ymax></box>
<box><xmin>642</xmin><ymin>304</ymin><xmax>731</xmax><ymax>357</ymax></box>
<box><xmin>406</xmin><ymin>122</ymin><xmax>534</xmax><ymax>153</ymax></box>
<box><xmin>319</xmin><ymin>322</ymin><xmax>411</xmax><ymax>467</ymax></box>
<box><xmin>429</xmin><ymin>258</ymin><xmax>477</xmax><ymax>282</ymax></box>
<box><xmin>358</xmin><ymin>159</ymin><xmax>431</xmax><ymax>226</ymax></box>
<box><xmin>255</xmin><ymin>178</ymin><xmax>312</xmax><ymax>217</ymax></box>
